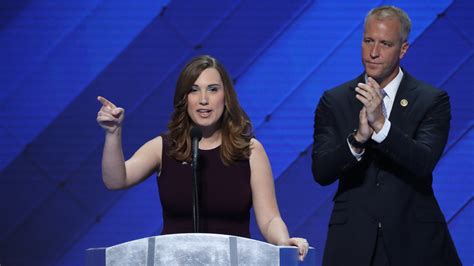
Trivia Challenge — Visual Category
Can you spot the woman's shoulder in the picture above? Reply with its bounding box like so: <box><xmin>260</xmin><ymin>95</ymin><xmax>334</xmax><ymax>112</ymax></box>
<box><xmin>142</xmin><ymin>135</ymin><xmax>163</xmax><ymax>152</ymax></box>
<box><xmin>157</xmin><ymin>133</ymin><xmax>170</xmax><ymax>146</ymax></box>
<box><xmin>250</xmin><ymin>137</ymin><xmax>262</xmax><ymax>148</ymax></box>
<box><xmin>249</xmin><ymin>138</ymin><xmax>267</xmax><ymax>157</ymax></box>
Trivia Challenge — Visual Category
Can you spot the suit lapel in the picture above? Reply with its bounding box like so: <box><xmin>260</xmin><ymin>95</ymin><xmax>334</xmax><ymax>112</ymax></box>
<box><xmin>389</xmin><ymin>71</ymin><xmax>419</xmax><ymax>127</ymax></box>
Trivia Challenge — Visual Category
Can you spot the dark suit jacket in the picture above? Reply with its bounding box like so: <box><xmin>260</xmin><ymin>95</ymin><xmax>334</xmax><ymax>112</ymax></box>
<box><xmin>312</xmin><ymin>71</ymin><xmax>461</xmax><ymax>266</ymax></box>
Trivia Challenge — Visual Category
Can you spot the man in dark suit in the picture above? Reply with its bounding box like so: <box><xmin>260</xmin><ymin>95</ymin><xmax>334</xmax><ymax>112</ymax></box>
<box><xmin>312</xmin><ymin>6</ymin><xmax>461</xmax><ymax>266</ymax></box>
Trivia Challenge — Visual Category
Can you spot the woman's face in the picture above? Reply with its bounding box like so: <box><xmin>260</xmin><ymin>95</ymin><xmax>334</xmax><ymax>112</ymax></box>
<box><xmin>187</xmin><ymin>67</ymin><xmax>225</xmax><ymax>132</ymax></box>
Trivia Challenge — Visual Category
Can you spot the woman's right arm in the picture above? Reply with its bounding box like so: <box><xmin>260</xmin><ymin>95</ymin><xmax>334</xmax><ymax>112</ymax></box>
<box><xmin>97</xmin><ymin>96</ymin><xmax>162</xmax><ymax>190</ymax></box>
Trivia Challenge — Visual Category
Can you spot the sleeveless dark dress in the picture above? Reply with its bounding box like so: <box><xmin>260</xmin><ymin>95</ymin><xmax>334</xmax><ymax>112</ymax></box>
<box><xmin>157</xmin><ymin>135</ymin><xmax>252</xmax><ymax>237</ymax></box>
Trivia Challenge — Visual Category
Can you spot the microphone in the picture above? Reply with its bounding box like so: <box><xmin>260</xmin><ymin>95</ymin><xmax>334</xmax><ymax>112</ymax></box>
<box><xmin>190</xmin><ymin>126</ymin><xmax>202</xmax><ymax>233</ymax></box>
<box><xmin>191</xmin><ymin>126</ymin><xmax>202</xmax><ymax>163</ymax></box>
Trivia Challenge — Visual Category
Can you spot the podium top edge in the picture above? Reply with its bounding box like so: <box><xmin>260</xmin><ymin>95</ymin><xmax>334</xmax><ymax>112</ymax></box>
<box><xmin>87</xmin><ymin>233</ymin><xmax>315</xmax><ymax>250</ymax></box>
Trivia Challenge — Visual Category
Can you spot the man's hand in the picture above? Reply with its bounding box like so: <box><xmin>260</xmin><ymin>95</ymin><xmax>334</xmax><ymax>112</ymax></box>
<box><xmin>355</xmin><ymin>77</ymin><xmax>385</xmax><ymax>132</ymax></box>
<box><xmin>355</xmin><ymin>106</ymin><xmax>373</xmax><ymax>143</ymax></box>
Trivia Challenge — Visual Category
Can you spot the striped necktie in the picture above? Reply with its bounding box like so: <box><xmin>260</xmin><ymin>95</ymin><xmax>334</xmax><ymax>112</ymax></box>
<box><xmin>381</xmin><ymin>89</ymin><xmax>388</xmax><ymax>118</ymax></box>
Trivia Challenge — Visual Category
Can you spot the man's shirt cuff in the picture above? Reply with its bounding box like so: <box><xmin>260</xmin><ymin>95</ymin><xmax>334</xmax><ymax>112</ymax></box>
<box><xmin>347</xmin><ymin>139</ymin><xmax>364</xmax><ymax>161</ymax></box>
<box><xmin>372</xmin><ymin>120</ymin><xmax>391</xmax><ymax>143</ymax></box>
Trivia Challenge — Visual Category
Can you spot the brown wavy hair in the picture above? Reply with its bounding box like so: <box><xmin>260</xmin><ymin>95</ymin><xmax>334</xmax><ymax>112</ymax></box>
<box><xmin>167</xmin><ymin>55</ymin><xmax>253</xmax><ymax>165</ymax></box>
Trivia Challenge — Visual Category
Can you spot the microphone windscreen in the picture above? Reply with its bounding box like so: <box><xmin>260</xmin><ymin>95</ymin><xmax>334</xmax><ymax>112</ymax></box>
<box><xmin>190</xmin><ymin>126</ymin><xmax>203</xmax><ymax>141</ymax></box>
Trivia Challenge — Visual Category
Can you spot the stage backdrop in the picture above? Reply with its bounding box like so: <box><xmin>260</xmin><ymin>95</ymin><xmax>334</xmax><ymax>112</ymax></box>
<box><xmin>0</xmin><ymin>0</ymin><xmax>472</xmax><ymax>265</ymax></box>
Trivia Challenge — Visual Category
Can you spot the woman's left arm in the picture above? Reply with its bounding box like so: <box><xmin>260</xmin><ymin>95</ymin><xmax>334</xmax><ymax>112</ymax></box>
<box><xmin>249</xmin><ymin>138</ymin><xmax>309</xmax><ymax>261</ymax></box>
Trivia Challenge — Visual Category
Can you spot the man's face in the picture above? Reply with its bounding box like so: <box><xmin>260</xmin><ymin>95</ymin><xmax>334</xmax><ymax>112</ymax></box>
<box><xmin>362</xmin><ymin>16</ymin><xmax>409</xmax><ymax>88</ymax></box>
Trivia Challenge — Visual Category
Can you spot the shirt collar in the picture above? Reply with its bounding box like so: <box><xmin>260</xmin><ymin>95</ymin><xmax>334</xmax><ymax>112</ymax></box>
<box><xmin>384</xmin><ymin>67</ymin><xmax>403</xmax><ymax>100</ymax></box>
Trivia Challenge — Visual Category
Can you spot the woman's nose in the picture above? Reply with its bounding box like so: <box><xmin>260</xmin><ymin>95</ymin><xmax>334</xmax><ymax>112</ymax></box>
<box><xmin>199</xmin><ymin>92</ymin><xmax>208</xmax><ymax>105</ymax></box>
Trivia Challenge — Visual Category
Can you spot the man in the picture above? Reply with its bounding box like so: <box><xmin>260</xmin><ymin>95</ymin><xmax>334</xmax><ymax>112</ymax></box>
<box><xmin>312</xmin><ymin>6</ymin><xmax>461</xmax><ymax>266</ymax></box>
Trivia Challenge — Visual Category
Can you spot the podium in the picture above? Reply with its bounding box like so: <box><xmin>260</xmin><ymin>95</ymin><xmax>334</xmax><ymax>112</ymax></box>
<box><xmin>86</xmin><ymin>233</ymin><xmax>316</xmax><ymax>265</ymax></box>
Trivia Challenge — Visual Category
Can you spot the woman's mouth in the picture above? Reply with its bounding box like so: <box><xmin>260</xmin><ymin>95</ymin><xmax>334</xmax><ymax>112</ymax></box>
<box><xmin>197</xmin><ymin>109</ymin><xmax>212</xmax><ymax>118</ymax></box>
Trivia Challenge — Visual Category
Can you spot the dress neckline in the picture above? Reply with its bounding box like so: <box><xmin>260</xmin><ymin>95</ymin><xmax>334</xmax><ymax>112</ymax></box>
<box><xmin>199</xmin><ymin>145</ymin><xmax>220</xmax><ymax>152</ymax></box>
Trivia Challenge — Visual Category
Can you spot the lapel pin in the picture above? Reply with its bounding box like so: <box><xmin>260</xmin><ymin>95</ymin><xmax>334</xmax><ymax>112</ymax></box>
<box><xmin>400</xmin><ymin>99</ymin><xmax>408</xmax><ymax>107</ymax></box>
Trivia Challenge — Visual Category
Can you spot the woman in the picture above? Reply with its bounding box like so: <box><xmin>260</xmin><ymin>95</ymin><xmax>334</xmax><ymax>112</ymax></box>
<box><xmin>97</xmin><ymin>55</ymin><xmax>309</xmax><ymax>260</ymax></box>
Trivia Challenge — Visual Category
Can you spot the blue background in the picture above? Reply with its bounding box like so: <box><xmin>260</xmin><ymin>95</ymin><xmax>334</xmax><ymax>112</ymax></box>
<box><xmin>0</xmin><ymin>0</ymin><xmax>472</xmax><ymax>265</ymax></box>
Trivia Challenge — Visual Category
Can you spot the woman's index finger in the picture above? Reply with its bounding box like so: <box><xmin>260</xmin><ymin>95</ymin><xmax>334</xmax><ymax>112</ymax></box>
<box><xmin>97</xmin><ymin>96</ymin><xmax>117</xmax><ymax>108</ymax></box>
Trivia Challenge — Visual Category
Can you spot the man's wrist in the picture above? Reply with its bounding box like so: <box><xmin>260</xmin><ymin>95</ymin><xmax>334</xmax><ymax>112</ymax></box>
<box><xmin>372</xmin><ymin>118</ymin><xmax>385</xmax><ymax>133</ymax></box>
<box><xmin>348</xmin><ymin>130</ymin><xmax>366</xmax><ymax>149</ymax></box>
<box><xmin>353</xmin><ymin>132</ymin><xmax>366</xmax><ymax>143</ymax></box>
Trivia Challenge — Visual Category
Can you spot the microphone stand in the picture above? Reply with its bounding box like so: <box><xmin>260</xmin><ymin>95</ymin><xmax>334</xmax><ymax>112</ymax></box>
<box><xmin>190</xmin><ymin>127</ymin><xmax>202</xmax><ymax>233</ymax></box>
<box><xmin>192</xmin><ymin>138</ymin><xmax>200</xmax><ymax>233</ymax></box>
